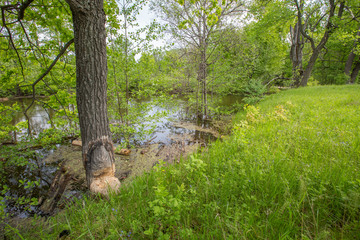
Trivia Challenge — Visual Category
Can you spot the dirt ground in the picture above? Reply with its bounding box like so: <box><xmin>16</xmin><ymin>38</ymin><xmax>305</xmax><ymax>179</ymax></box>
<box><xmin>39</xmin><ymin>123</ymin><xmax>217</xmax><ymax>215</ymax></box>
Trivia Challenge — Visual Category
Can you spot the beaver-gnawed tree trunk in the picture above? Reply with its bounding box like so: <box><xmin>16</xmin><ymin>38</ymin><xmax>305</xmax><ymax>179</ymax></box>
<box><xmin>65</xmin><ymin>0</ymin><xmax>120</xmax><ymax>196</ymax></box>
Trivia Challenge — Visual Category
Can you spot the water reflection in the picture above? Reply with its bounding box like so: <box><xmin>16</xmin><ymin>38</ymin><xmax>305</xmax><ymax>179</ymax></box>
<box><xmin>4</xmin><ymin>99</ymin><xmax>55</xmax><ymax>139</ymax></box>
<box><xmin>5</xmin><ymin>95</ymin><xmax>243</xmax><ymax>144</ymax></box>
<box><xmin>1</xmin><ymin>94</ymin><xmax>243</xmax><ymax>217</ymax></box>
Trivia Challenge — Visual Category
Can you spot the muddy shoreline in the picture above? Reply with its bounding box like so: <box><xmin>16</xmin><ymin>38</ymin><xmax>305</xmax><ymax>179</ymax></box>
<box><xmin>2</xmin><ymin>116</ymin><xmax>231</xmax><ymax>220</ymax></box>
<box><xmin>1</xmin><ymin>115</ymin><xmax>234</xmax><ymax>240</ymax></box>
<box><xmin>34</xmin><ymin>120</ymin><xmax>225</xmax><ymax>216</ymax></box>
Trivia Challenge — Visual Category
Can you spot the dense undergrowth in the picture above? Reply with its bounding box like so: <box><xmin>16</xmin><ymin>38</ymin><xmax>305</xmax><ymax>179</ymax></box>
<box><xmin>6</xmin><ymin>85</ymin><xmax>360</xmax><ymax>239</ymax></box>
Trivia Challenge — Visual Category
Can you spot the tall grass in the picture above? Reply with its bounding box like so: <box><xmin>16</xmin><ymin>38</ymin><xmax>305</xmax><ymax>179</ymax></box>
<box><xmin>8</xmin><ymin>85</ymin><xmax>360</xmax><ymax>239</ymax></box>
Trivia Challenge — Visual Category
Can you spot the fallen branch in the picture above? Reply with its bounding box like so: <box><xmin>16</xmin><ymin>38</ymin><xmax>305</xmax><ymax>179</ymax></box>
<box><xmin>144</xmin><ymin>136</ymin><xmax>157</xmax><ymax>145</ymax></box>
<box><xmin>155</xmin><ymin>144</ymin><xmax>165</xmax><ymax>157</ymax></box>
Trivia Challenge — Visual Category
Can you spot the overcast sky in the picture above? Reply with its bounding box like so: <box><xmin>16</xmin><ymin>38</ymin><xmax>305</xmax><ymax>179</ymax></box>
<box><xmin>136</xmin><ymin>4</ymin><xmax>169</xmax><ymax>50</ymax></box>
<box><xmin>137</xmin><ymin>4</ymin><xmax>155</xmax><ymax>28</ymax></box>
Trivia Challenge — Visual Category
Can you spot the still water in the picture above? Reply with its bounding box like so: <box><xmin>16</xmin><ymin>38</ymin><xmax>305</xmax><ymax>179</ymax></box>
<box><xmin>5</xmin><ymin>95</ymin><xmax>242</xmax><ymax>144</ymax></box>
<box><xmin>1</xmin><ymin>95</ymin><xmax>243</xmax><ymax>217</ymax></box>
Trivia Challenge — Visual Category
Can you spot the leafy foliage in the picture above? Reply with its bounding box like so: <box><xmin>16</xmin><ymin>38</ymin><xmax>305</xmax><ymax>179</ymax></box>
<box><xmin>1</xmin><ymin>0</ymin><xmax>360</xmax><ymax>236</ymax></box>
<box><xmin>7</xmin><ymin>85</ymin><xmax>360</xmax><ymax>239</ymax></box>
<box><xmin>242</xmin><ymin>79</ymin><xmax>266</xmax><ymax>105</ymax></box>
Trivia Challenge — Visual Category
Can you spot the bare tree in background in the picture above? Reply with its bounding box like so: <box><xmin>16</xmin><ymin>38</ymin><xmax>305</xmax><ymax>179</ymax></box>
<box><xmin>151</xmin><ymin>0</ymin><xmax>244</xmax><ymax>118</ymax></box>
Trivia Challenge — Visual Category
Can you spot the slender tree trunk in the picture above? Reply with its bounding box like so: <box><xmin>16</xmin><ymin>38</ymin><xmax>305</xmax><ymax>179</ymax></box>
<box><xmin>124</xmin><ymin>5</ymin><xmax>130</xmax><ymax>118</ymax></box>
<box><xmin>65</xmin><ymin>0</ymin><xmax>120</xmax><ymax>196</ymax></box>
<box><xmin>203</xmin><ymin>78</ymin><xmax>207</xmax><ymax>117</ymax></box>
<box><xmin>197</xmin><ymin>53</ymin><xmax>206</xmax><ymax>119</ymax></box>
<box><xmin>201</xmin><ymin>49</ymin><xmax>207</xmax><ymax>118</ymax></box>
<box><xmin>196</xmin><ymin>73</ymin><xmax>200</xmax><ymax>117</ymax></box>
<box><xmin>290</xmin><ymin>22</ymin><xmax>303</xmax><ymax>86</ymax></box>
<box><xmin>197</xmin><ymin>42</ymin><xmax>207</xmax><ymax>119</ymax></box>
<box><xmin>112</xmin><ymin>57</ymin><xmax>124</xmax><ymax>123</ymax></box>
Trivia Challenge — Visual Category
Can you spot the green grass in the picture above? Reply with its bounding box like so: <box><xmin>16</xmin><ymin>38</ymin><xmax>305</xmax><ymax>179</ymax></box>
<box><xmin>6</xmin><ymin>85</ymin><xmax>360</xmax><ymax>239</ymax></box>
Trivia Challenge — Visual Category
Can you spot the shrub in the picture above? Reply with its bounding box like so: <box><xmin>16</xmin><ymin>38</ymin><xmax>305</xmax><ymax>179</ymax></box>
<box><xmin>242</xmin><ymin>79</ymin><xmax>266</xmax><ymax>105</ymax></box>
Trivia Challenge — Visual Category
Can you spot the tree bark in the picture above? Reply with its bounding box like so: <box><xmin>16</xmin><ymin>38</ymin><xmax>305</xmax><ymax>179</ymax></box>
<box><xmin>65</xmin><ymin>0</ymin><xmax>120</xmax><ymax>196</ymax></box>
<box><xmin>345</xmin><ymin>51</ymin><xmax>357</xmax><ymax>76</ymax></box>
<box><xmin>350</xmin><ymin>58</ymin><xmax>360</xmax><ymax>84</ymax></box>
<box><xmin>290</xmin><ymin>22</ymin><xmax>303</xmax><ymax>86</ymax></box>
<box><xmin>124</xmin><ymin>6</ymin><xmax>130</xmax><ymax>118</ymax></box>
<box><xmin>300</xmin><ymin>45</ymin><xmax>323</xmax><ymax>86</ymax></box>
<box><xmin>344</xmin><ymin>26</ymin><xmax>360</xmax><ymax>82</ymax></box>
<box><xmin>197</xmin><ymin>46</ymin><xmax>207</xmax><ymax>119</ymax></box>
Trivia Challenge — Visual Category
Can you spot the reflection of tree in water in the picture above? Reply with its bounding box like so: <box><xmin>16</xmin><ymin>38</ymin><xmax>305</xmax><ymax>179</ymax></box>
<box><xmin>19</xmin><ymin>100</ymin><xmax>52</xmax><ymax>136</ymax></box>
<box><xmin>9</xmin><ymin>98</ymin><xmax>73</xmax><ymax>138</ymax></box>
<box><xmin>8</xmin><ymin>95</ymin><xmax>240</xmax><ymax>143</ymax></box>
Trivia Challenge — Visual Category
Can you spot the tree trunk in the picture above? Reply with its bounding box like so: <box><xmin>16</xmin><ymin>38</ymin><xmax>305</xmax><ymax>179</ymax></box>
<box><xmin>345</xmin><ymin>51</ymin><xmax>357</xmax><ymax>76</ymax></box>
<box><xmin>197</xmin><ymin>44</ymin><xmax>207</xmax><ymax>119</ymax></box>
<box><xmin>345</xmin><ymin>26</ymin><xmax>360</xmax><ymax>82</ymax></box>
<box><xmin>298</xmin><ymin>0</ymin><xmax>336</xmax><ymax>87</ymax></box>
<box><xmin>65</xmin><ymin>0</ymin><xmax>120</xmax><ymax>196</ymax></box>
<box><xmin>350</xmin><ymin>59</ymin><xmax>360</xmax><ymax>84</ymax></box>
<box><xmin>295</xmin><ymin>0</ymin><xmax>336</xmax><ymax>87</ymax></box>
<box><xmin>197</xmin><ymin>56</ymin><xmax>206</xmax><ymax>119</ymax></box>
<box><xmin>300</xmin><ymin>46</ymin><xmax>322</xmax><ymax>86</ymax></box>
<box><xmin>112</xmin><ymin>56</ymin><xmax>124</xmax><ymax>123</ymax></box>
<box><xmin>124</xmin><ymin>11</ymin><xmax>130</xmax><ymax>118</ymax></box>
<box><xmin>290</xmin><ymin>22</ymin><xmax>303</xmax><ymax>86</ymax></box>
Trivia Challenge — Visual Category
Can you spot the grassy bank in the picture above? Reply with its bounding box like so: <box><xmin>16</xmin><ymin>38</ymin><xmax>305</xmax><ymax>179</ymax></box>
<box><xmin>6</xmin><ymin>85</ymin><xmax>360</xmax><ymax>239</ymax></box>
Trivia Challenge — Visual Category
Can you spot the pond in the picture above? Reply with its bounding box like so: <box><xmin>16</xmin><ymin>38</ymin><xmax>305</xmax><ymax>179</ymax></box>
<box><xmin>1</xmin><ymin>95</ymin><xmax>243</xmax><ymax>218</ymax></box>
